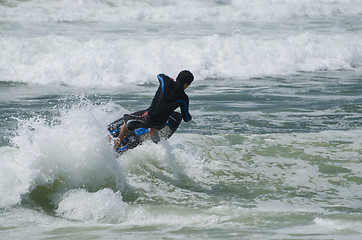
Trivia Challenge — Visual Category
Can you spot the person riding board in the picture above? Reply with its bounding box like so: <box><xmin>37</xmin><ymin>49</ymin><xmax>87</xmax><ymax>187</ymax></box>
<box><xmin>113</xmin><ymin>70</ymin><xmax>194</xmax><ymax>149</ymax></box>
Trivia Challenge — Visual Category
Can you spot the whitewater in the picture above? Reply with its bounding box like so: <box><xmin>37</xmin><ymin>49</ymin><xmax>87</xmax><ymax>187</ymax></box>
<box><xmin>1</xmin><ymin>0</ymin><xmax>362</xmax><ymax>239</ymax></box>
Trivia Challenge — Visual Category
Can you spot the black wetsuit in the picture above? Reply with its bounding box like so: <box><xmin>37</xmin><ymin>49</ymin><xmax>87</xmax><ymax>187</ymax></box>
<box><xmin>124</xmin><ymin>74</ymin><xmax>191</xmax><ymax>131</ymax></box>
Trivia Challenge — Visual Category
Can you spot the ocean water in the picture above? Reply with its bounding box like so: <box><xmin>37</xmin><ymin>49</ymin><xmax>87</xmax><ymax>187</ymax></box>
<box><xmin>1</xmin><ymin>0</ymin><xmax>362</xmax><ymax>239</ymax></box>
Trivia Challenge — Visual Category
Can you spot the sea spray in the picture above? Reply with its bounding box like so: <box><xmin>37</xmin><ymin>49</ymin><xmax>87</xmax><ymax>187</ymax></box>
<box><xmin>0</xmin><ymin>98</ymin><xmax>127</xmax><ymax>209</ymax></box>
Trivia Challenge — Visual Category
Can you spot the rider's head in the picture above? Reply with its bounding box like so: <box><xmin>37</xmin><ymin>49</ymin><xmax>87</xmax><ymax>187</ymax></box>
<box><xmin>176</xmin><ymin>70</ymin><xmax>194</xmax><ymax>89</ymax></box>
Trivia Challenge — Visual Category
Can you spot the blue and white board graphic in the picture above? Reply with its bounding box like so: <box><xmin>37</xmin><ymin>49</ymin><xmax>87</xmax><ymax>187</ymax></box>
<box><xmin>107</xmin><ymin>112</ymin><xmax>182</xmax><ymax>154</ymax></box>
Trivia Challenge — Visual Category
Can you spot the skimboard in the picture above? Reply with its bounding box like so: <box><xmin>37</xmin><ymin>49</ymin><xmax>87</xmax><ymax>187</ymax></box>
<box><xmin>107</xmin><ymin>111</ymin><xmax>182</xmax><ymax>154</ymax></box>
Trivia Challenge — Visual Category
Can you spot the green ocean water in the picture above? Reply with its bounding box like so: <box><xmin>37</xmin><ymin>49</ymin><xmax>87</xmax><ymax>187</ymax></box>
<box><xmin>1</xmin><ymin>72</ymin><xmax>361</xmax><ymax>239</ymax></box>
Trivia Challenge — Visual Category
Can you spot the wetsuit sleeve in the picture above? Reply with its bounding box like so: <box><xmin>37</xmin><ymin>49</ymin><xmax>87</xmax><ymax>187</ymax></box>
<box><xmin>177</xmin><ymin>97</ymin><xmax>192</xmax><ymax>122</ymax></box>
<box><xmin>157</xmin><ymin>74</ymin><xmax>166</xmax><ymax>92</ymax></box>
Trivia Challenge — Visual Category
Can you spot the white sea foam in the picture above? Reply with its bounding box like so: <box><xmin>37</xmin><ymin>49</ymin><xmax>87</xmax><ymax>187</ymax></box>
<box><xmin>56</xmin><ymin>188</ymin><xmax>128</xmax><ymax>223</ymax></box>
<box><xmin>0</xmin><ymin>147</ymin><xmax>33</xmax><ymax>208</ymax></box>
<box><xmin>1</xmin><ymin>0</ymin><xmax>362</xmax><ymax>23</ymax></box>
<box><xmin>1</xmin><ymin>0</ymin><xmax>362</xmax><ymax>87</ymax></box>
<box><xmin>1</xmin><ymin>32</ymin><xmax>361</xmax><ymax>87</ymax></box>
<box><xmin>314</xmin><ymin>217</ymin><xmax>362</xmax><ymax>233</ymax></box>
